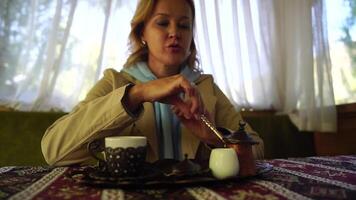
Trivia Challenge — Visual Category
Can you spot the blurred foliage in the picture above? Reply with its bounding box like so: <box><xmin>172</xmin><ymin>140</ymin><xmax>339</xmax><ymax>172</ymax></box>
<box><xmin>0</xmin><ymin>0</ymin><xmax>115</xmax><ymax>108</ymax></box>
<box><xmin>341</xmin><ymin>0</ymin><xmax>356</xmax><ymax>77</ymax></box>
<box><xmin>0</xmin><ymin>0</ymin><xmax>110</xmax><ymax>94</ymax></box>
<box><xmin>0</xmin><ymin>0</ymin><xmax>52</xmax><ymax>97</ymax></box>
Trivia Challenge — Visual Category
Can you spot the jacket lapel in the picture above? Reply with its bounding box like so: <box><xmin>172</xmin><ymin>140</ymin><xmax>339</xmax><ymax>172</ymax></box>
<box><xmin>135</xmin><ymin>102</ymin><xmax>159</xmax><ymax>161</ymax></box>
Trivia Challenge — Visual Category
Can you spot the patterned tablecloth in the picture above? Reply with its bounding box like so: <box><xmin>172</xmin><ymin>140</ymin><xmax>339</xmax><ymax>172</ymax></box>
<box><xmin>0</xmin><ymin>155</ymin><xmax>355</xmax><ymax>200</ymax></box>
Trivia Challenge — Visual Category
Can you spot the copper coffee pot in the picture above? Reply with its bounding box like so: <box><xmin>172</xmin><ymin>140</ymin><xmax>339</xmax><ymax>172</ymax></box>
<box><xmin>200</xmin><ymin>116</ymin><xmax>259</xmax><ymax>177</ymax></box>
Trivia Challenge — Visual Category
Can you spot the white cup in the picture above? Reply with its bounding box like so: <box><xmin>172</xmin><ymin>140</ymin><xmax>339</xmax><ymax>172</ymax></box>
<box><xmin>105</xmin><ymin>136</ymin><xmax>147</xmax><ymax>148</ymax></box>
<box><xmin>209</xmin><ymin>148</ymin><xmax>239</xmax><ymax>180</ymax></box>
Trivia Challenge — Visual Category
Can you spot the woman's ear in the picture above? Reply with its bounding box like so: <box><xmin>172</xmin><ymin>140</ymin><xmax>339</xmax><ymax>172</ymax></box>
<box><xmin>141</xmin><ymin>35</ymin><xmax>146</xmax><ymax>46</ymax></box>
<box><xmin>141</xmin><ymin>32</ymin><xmax>147</xmax><ymax>46</ymax></box>
<box><xmin>140</xmin><ymin>28</ymin><xmax>146</xmax><ymax>42</ymax></box>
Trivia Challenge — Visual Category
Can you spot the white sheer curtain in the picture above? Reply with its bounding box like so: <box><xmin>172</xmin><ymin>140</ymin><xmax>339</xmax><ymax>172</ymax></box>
<box><xmin>0</xmin><ymin>0</ymin><xmax>336</xmax><ymax>132</ymax></box>
<box><xmin>195</xmin><ymin>0</ymin><xmax>336</xmax><ymax>132</ymax></box>
<box><xmin>0</xmin><ymin>0</ymin><xmax>137</xmax><ymax>111</ymax></box>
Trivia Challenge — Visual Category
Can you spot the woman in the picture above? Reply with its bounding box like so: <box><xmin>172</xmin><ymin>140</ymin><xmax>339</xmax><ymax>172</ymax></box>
<box><xmin>41</xmin><ymin>0</ymin><xmax>264</xmax><ymax>166</ymax></box>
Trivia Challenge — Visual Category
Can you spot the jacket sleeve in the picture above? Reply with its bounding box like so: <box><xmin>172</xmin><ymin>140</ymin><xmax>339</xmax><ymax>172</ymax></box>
<box><xmin>213</xmin><ymin>83</ymin><xmax>265</xmax><ymax>160</ymax></box>
<box><xmin>41</xmin><ymin>69</ymin><xmax>140</xmax><ymax>166</ymax></box>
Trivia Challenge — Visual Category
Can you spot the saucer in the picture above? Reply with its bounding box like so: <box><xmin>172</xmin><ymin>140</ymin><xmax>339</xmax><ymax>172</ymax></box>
<box><xmin>87</xmin><ymin>162</ymin><xmax>161</xmax><ymax>182</ymax></box>
<box><xmin>152</xmin><ymin>159</ymin><xmax>210</xmax><ymax>178</ymax></box>
<box><xmin>69</xmin><ymin>160</ymin><xmax>273</xmax><ymax>189</ymax></box>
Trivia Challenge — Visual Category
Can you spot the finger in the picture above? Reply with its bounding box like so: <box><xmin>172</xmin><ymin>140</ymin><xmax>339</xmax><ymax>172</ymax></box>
<box><xmin>189</xmin><ymin>95</ymin><xmax>199</xmax><ymax>115</ymax></box>
<box><xmin>171</xmin><ymin>105</ymin><xmax>190</xmax><ymax>120</ymax></box>
<box><xmin>171</xmin><ymin>106</ymin><xmax>180</xmax><ymax>117</ymax></box>
<box><xmin>171</xmin><ymin>105</ymin><xmax>181</xmax><ymax>116</ymax></box>
<box><xmin>169</xmin><ymin>96</ymin><xmax>192</xmax><ymax>119</ymax></box>
<box><xmin>189</xmin><ymin>87</ymin><xmax>203</xmax><ymax>117</ymax></box>
<box><xmin>194</xmin><ymin>91</ymin><xmax>206</xmax><ymax>120</ymax></box>
<box><xmin>178</xmin><ymin>78</ymin><xmax>195</xmax><ymax>98</ymax></box>
<box><xmin>171</xmin><ymin>105</ymin><xmax>177</xmax><ymax>113</ymax></box>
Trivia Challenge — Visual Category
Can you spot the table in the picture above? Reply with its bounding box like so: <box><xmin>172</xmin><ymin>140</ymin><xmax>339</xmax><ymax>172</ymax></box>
<box><xmin>1</xmin><ymin>155</ymin><xmax>355</xmax><ymax>200</ymax></box>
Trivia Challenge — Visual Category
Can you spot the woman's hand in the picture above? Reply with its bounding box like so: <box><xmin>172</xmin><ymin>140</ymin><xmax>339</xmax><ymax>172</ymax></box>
<box><xmin>124</xmin><ymin>74</ymin><xmax>199</xmax><ymax>118</ymax></box>
<box><xmin>171</xmin><ymin>91</ymin><xmax>222</xmax><ymax>146</ymax></box>
<box><xmin>124</xmin><ymin>74</ymin><xmax>221</xmax><ymax>146</ymax></box>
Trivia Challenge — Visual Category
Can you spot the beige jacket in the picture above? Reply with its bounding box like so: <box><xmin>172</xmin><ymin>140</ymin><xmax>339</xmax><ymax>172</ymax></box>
<box><xmin>41</xmin><ymin>69</ymin><xmax>264</xmax><ymax>166</ymax></box>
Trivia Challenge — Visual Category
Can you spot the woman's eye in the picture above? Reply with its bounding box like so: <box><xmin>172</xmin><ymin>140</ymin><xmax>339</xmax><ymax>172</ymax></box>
<box><xmin>156</xmin><ymin>21</ymin><xmax>169</xmax><ymax>27</ymax></box>
<box><xmin>179</xmin><ymin>24</ymin><xmax>191</xmax><ymax>29</ymax></box>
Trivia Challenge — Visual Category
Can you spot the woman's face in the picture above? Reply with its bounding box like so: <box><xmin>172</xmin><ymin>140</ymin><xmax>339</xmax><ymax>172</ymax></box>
<box><xmin>142</xmin><ymin>0</ymin><xmax>193</xmax><ymax>70</ymax></box>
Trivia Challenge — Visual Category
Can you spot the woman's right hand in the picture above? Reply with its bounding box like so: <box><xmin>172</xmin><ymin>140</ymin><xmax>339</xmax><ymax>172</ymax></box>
<box><xmin>123</xmin><ymin>74</ymin><xmax>200</xmax><ymax>119</ymax></box>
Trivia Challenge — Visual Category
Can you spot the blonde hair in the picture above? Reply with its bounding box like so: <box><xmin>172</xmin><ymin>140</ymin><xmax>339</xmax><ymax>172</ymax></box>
<box><xmin>124</xmin><ymin>0</ymin><xmax>200</xmax><ymax>71</ymax></box>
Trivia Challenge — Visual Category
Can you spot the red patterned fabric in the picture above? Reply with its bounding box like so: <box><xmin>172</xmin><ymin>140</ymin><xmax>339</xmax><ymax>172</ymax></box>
<box><xmin>1</xmin><ymin>155</ymin><xmax>355</xmax><ymax>200</ymax></box>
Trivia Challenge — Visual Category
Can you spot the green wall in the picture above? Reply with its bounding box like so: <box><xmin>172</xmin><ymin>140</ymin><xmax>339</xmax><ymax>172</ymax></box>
<box><xmin>0</xmin><ymin>111</ymin><xmax>315</xmax><ymax>166</ymax></box>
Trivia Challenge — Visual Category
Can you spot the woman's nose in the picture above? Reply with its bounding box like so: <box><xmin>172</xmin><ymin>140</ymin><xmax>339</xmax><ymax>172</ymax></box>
<box><xmin>168</xmin><ymin>26</ymin><xmax>180</xmax><ymax>39</ymax></box>
<box><xmin>169</xmin><ymin>33</ymin><xmax>178</xmax><ymax>39</ymax></box>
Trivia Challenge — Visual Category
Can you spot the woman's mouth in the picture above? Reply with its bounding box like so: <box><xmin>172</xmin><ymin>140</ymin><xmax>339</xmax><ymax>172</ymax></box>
<box><xmin>167</xmin><ymin>44</ymin><xmax>182</xmax><ymax>53</ymax></box>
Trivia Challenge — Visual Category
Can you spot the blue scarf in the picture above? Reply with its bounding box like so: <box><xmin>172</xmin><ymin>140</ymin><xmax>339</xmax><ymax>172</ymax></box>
<box><xmin>122</xmin><ymin>62</ymin><xmax>200</xmax><ymax>160</ymax></box>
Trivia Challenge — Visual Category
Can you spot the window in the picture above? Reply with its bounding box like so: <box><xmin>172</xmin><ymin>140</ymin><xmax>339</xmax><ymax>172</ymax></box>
<box><xmin>0</xmin><ymin>0</ymin><xmax>352</xmax><ymax>114</ymax></box>
<box><xmin>326</xmin><ymin>0</ymin><xmax>356</xmax><ymax>104</ymax></box>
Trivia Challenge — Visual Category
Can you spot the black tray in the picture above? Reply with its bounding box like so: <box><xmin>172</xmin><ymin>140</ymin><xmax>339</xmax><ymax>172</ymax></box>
<box><xmin>69</xmin><ymin>160</ymin><xmax>272</xmax><ymax>189</ymax></box>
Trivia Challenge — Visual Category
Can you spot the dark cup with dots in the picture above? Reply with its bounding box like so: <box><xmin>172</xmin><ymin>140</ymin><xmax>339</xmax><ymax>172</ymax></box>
<box><xmin>88</xmin><ymin>136</ymin><xmax>147</xmax><ymax>177</ymax></box>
